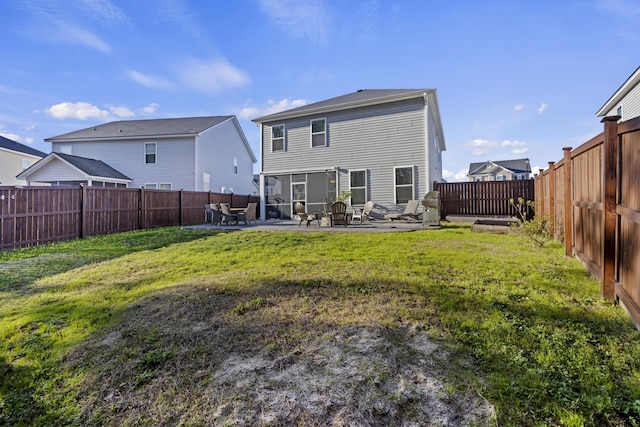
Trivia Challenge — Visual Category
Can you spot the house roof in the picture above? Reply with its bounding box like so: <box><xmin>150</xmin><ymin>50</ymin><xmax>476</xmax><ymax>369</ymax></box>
<box><xmin>17</xmin><ymin>152</ymin><xmax>132</xmax><ymax>182</ymax></box>
<box><xmin>45</xmin><ymin>116</ymin><xmax>235</xmax><ymax>141</ymax></box>
<box><xmin>0</xmin><ymin>135</ymin><xmax>47</xmax><ymax>157</ymax></box>
<box><xmin>596</xmin><ymin>67</ymin><xmax>640</xmax><ymax>117</ymax></box>
<box><xmin>468</xmin><ymin>159</ymin><xmax>531</xmax><ymax>176</ymax></box>
<box><xmin>252</xmin><ymin>89</ymin><xmax>437</xmax><ymax>122</ymax></box>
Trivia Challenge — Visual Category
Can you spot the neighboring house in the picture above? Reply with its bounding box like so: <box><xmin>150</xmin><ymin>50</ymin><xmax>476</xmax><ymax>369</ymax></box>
<box><xmin>596</xmin><ymin>66</ymin><xmax>640</xmax><ymax>121</ymax></box>
<box><xmin>252</xmin><ymin>89</ymin><xmax>446</xmax><ymax>220</ymax></box>
<box><xmin>18</xmin><ymin>116</ymin><xmax>256</xmax><ymax>193</ymax></box>
<box><xmin>0</xmin><ymin>136</ymin><xmax>47</xmax><ymax>185</ymax></box>
<box><xmin>0</xmin><ymin>135</ymin><xmax>47</xmax><ymax>186</ymax></box>
<box><xmin>468</xmin><ymin>159</ymin><xmax>531</xmax><ymax>182</ymax></box>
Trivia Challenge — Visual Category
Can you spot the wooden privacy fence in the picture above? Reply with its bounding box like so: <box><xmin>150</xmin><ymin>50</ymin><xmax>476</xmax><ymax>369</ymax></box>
<box><xmin>535</xmin><ymin>115</ymin><xmax>640</xmax><ymax>326</ymax></box>
<box><xmin>434</xmin><ymin>180</ymin><xmax>534</xmax><ymax>218</ymax></box>
<box><xmin>0</xmin><ymin>185</ymin><xmax>258</xmax><ymax>250</ymax></box>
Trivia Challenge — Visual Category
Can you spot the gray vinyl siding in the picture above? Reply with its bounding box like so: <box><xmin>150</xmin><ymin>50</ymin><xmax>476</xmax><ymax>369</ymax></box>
<box><xmin>262</xmin><ymin>97</ymin><xmax>433</xmax><ymax>212</ymax></box>
<box><xmin>52</xmin><ymin>138</ymin><xmax>195</xmax><ymax>189</ymax></box>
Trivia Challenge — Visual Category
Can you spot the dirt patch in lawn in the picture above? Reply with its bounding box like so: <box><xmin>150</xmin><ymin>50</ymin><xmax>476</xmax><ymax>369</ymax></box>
<box><xmin>65</xmin><ymin>283</ymin><xmax>495</xmax><ymax>426</ymax></box>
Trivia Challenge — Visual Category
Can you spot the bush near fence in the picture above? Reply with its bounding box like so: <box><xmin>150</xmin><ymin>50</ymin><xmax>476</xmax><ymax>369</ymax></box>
<box><xmin>536</xmin><ymin>115</ymin><xmax>640</xmax><ymax>327</ymax></box>
<box><xmin>0</xmin><ymin>185</ymin><xmax>258</xmax><ymax>250</ymax></box>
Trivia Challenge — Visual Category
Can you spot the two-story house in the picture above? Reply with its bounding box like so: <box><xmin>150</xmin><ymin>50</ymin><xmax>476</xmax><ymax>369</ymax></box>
<box><xmin>596</xmin><ymin>66</ymin><xmax>640</xmax><ymax>121</ymax></box>
<box><xmin>467</xmin><ymin>159</ymin><xmax>531</xmax><ymax>182</ymax></box>
<box><xmin>18</xmin><ymin>116</ymin><xmax>257</xmax><ymax>194</ymax></box>
<box><xmin>0</xmin><ymin>136</ymin><xmax>47</xmax><ymax>186</ymax></box>
<box><xmin>252</xmin><ymin>89</ymin><xmax>446</xmax><ymax>220</ymax></box>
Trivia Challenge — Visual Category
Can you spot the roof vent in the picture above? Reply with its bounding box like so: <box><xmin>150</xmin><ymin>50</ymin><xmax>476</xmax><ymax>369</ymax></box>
<box><xmin>119</xmin><ymin>128</ymin><xmax>123</xmax><ymax>132</ymax></box>
<box><xmin>357</xmin><ymin>89</ymin><xmax>364</xmax><ymax>92</ymax></box>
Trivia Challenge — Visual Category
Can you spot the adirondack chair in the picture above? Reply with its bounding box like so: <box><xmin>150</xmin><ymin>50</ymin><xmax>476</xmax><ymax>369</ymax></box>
<box><xmin>330</xmin><ymin>201</ymin><xmax>348</xmax><ymax>227</ymax></box>
<box><xmin>294</xmin><ymin>202</ymin><xmax>319</xmax><ymax>227</ymax></box>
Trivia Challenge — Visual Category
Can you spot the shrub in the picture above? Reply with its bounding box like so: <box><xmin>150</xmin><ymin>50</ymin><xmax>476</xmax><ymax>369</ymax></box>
<box><xmin>509</xmin><ymin>197</ymin><xmax>553</xmax><ymax>247</ymax></box>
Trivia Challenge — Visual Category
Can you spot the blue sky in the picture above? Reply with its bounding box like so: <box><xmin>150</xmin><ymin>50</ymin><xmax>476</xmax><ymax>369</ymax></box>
<box><xmin>1</xmin><ymin>0</ymin><xmax>638</xmax><ymax>180</ymax></box>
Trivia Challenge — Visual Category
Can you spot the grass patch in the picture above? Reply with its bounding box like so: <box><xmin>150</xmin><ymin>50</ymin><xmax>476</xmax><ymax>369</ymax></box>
<box><xmin>0</xmin><ymin>224</ymin><xmax>639</xmax><ymax>426</ymax></box>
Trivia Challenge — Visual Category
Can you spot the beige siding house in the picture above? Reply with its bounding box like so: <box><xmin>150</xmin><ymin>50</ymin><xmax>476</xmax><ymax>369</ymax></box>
<box><xmin>0</xmin><ymin>136</ymin><xmax>47</xmax><ymax>186</ymax></box>
<box><xmin>253</xmin><ymin>89</ymin><xmax>446</xmax><ymax>220</ymax></box>
<box><xmin>468</xmin><ymin>159</ymin><xmax>531</xmax><ymax>182</ymax></box>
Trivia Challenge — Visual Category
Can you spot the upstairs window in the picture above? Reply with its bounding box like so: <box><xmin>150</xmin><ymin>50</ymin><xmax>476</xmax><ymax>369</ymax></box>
<box><xmin>349</xmin><ymin>170</ymin><xmax>367</xmax><ymax>205</ymax></box>
<box><xmin>272</xmin><ymin>125</ymin><xmax>285</xmax><ymax>151</ymax></box>
<box><xmin>311</xmin><ymin>119</ymin><xmax>326</xmax><ymax>147</ymax></box>
<box><xmin>145</xmin><ymin>142</ymin><xmax>157</xmax><ymax>164</ymax></box>
<box><xmin>394</xmin><ymin>166</ymin><xmax>414</xmax><ymax>204</ymax></box>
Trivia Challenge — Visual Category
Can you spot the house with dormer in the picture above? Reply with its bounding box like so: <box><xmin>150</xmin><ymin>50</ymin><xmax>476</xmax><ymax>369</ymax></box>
<box><xmin>252</xmin><ymin>89</ymin><xmax>446</xmax><ymax>220</ymax></box>
<box><xmin>468</xmin><ymin>159</ymin><xmax>531</xmax><ymax>182</ymax></box>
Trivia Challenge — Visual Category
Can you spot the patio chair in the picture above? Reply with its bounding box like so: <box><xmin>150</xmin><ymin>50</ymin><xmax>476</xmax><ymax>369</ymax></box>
<box><xmin>294</xmin><ymin>202</ymin><xmax>319</xmax><ymax>227</ymax></box>
<box><xmin>237</xmin><ymin>202</ymin><xmax>257</xmax><ymax>225</ymax></box>
<box><xmin>205</xmin><ymin>204</ymin><xmax>222</xmax><ymax>225</ymax></box>
<box><xmin>219</xmin><ymin>203</ymin><xmax>238</xmax><ymax>225</ymax></box>
<box><xmin>351</xmin><ymin>200</ymin><xmax>374</xmax><ymax>224</ymax></box>
<box><xmin>330</xmin><ymin>201</ymin><xmax>348</xmax><ymax>227</ymax></box>
<box><xmin>383</xmin><ymin>200</ymin><xmax>421</xmax><ymax>221</ymax></box>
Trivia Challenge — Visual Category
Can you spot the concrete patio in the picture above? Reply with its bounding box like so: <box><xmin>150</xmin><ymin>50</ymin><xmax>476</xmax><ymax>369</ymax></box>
<box><xmin>183</xmin><ymin>218</ymin><xmax>440</xmax><ymax>233</ymax></box>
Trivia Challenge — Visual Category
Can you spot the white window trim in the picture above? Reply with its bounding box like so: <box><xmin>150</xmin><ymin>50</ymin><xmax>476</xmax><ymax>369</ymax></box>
<box><xmin>145</xmin><ymin>142</ymin><xmax>157</xmax><ymax>164</ymax></box>
<box><xmin>144</xmin><ymin>183</ymin><xmax>157</xmax><ymax>189</ymax></box>
<box><xmin>159</xmin><ymin>183</ymin><xmax>172</xmax><ymax>190</ymax></box>
<box><xmin>271</xmin><ymin>124</ymin><xmax>285</xmax><ymax>152</ymax></box>
<box><xmin>393</xmin><ymin>165</ymin><xmax>415</xmax><ymax>204</ymax></box>
<box><xmin>310</xmin><ymin>118</ymin><xmax>327</xmax><ymax>147</ymax></box>
<box><xmin>349</xmin><ymin>169</ymin><xmax>367</xmax><ymax>206</ymax></box>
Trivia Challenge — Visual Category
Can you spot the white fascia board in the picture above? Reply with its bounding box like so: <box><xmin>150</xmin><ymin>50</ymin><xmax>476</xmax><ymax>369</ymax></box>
<box><xmin>596</xmin><ymin>67</ymin><xmax>640</xmax><ymax>116</ymax></box>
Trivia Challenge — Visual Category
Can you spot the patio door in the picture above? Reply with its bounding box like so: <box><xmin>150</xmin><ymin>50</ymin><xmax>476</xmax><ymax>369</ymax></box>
<box><xmin>292</xmin><ymin>180</ymin><xmax>306</xmax><ymax>214</ymax></box>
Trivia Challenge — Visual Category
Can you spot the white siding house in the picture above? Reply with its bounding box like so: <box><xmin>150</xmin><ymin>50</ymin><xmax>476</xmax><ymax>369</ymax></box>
<box><xmin>596</xmin><ymin>66</ymin><xmax>640</xmax><ymax>121</ymax></box>
<box><xmin>18</xmin><ymin>116</ymin><xmax>256</xmax><ymax>193</ymax></box>
<box><xmin>0</xmin><ymin>136</ymin><xmax>47</xmax><ymax>186</ymax></box>
<box><xmin>252</xmin><ymin>89</ymin><xmax>446</xmax><ymax>220</ymax></box>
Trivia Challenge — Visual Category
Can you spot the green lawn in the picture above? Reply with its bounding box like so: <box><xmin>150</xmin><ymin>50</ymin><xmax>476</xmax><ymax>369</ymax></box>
<box><xmin>1</xmin><ymin>225</ymin><xmax>639</xmax><ymax>426</ymax></box>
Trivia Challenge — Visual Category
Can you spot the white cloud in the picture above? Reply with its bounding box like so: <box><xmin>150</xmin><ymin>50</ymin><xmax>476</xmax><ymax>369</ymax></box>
<box><xmin>127</xmin><ymin>70</ymin><xmax>173</xmax><ymax>90</ymax></box>
<box><xmin>239</xmin><ymin>98</ymin><xmax>308</xmax><ymax>120</ymax></box>
<box><xmin>442</xmin><ymin>168</ymin><xmax>469</xmax><ymax>182</ymax></box>
<box><xmin>108</xmin><ymin>105</ymin><xmax>135</xmax><ymax>118</ymax></box>
<box><xmin>466</xmin><ymin>138</ymin><xmax>498</xmax><ymax>156</ymax></box>
<box><xmin>502</xmin><ymin>140</ymin><xmax>526</xmax><ymax>147</ymax></box>
<box><xmin>0</xmin><ymin>132</ymin><xmax>22</xmax><ymax>142</ymax></box>
<box><xmin>514</xmin><ymin>104</ymin><xmax>524</xmax><ymax>111</ymax></box>
<box><xmin>139</xmin><ymin>103</ymin><xmax>159</xmax><ymax>114</ymax></box>
<box><xmin>46</xmin><ymin>102</ymin><xmax>110</xmax><ymax>120</ymax></box>
<box><xmin>80</xmin><ymin>0</ymin><xmax>128</xmax><ymax>24</ymax></box>
<box><xmin>538</xmin><ymin>103</ymin><xmax>548</xmax><ymax>114</ymax></box>
<box><xmin>176</xmin><ymin>58</ymin><xmax>250</xmax><ymax>93</ymax></box>
<box><xmin>258</xmin><ymin>0</ymin><xmax>330</xmax><ymax>43</ymax></box>
<box><xmin>531</xmin><ymin>165</ymin><xmax>544</xmax><ymax>176</ymax></box>
<box><xmin>511</xmin><ymin>148</ymin><xmax>529</xmax><ymax>155</ymax></box>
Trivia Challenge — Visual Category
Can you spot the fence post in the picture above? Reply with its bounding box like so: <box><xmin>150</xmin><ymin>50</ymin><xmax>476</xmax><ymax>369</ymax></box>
<box><xmin>80</xmin><ymin>184</ymin><xmax>87</xmax><ymax>238</ymax></box>
<box><xmin>562</xmin><ymin>147</ymin><xmax>573</xmax><ymax>257</ymax></box>
<box><xmin>601</xmin><ymin>116</ymin><xmax>620</xmax><ymax>302</ymax></box>
<box><xmin>548</xmin><ymin>161</ymin><xmax>555</xmax><ymax>237</ymax></box>
<box><xmin>179</xmin><ymin>189</ymin><xmax>183</xmax><ymax>226</ymax></box>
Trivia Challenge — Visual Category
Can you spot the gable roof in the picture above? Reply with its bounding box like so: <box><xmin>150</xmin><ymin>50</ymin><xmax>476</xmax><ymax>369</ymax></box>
<box><xmin>252</xmin><ymin>89</ymin><xmax>436</xmax><ymax>122</ymax></box>
<box><xmin>468</xmin><ymin>159</ymin><xmax>531</xmax><ymax>176</ymax></box>
<box><xmin>0</xmin><ymin>135</ymin><xmax>47</xmax><ymax>157</ymax></box>
<box><xmin>596</xmin><ymin>67</ymin><xmax>640</xmax><ymax>117</ymax></box>
<box><xmin>17</xmin><ymin>152</ymin><xmax>131</xmax><ymax>182</ymax></box>
<box><xmin>45</xmin><ymin>116</ymin><xmax>234</xmax><ymax>141</ymax></box>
